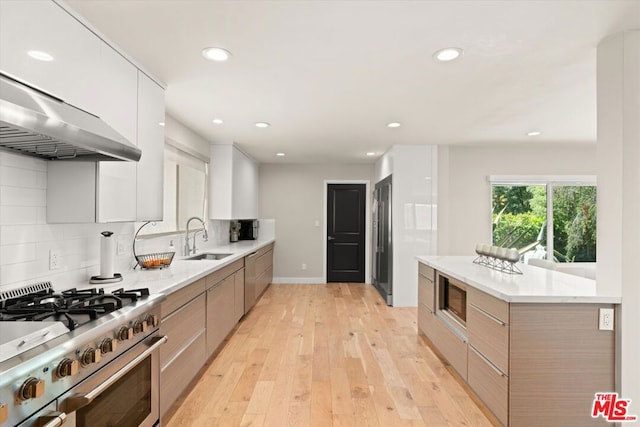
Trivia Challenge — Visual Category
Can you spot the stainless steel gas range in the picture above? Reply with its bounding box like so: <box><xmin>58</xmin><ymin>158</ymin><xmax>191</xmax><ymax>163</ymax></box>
<box><xmin>0</xmin><ymin>282</ymin><xmax>166</xmax><ymax>427</ymax></box>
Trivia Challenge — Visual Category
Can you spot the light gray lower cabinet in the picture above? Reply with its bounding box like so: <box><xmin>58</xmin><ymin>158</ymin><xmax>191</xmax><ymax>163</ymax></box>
<box><xmin>158</xmin><ymin>246</ymin><xmax>273</xmax><ymax>417</ymax></box>
<box><xmin>234</xmin><ymin>269</ymin><xmax>245</xmax><ymax>322</ymax></box>
<box><xmin>206</xmin><ymin>275</ymin><xmax>236</xmax><ymax>357</ymax></box>
<box><xmin>255</xmin><ymin>248</ymin><xmax>274</xmax><ymax>298</ymax></box>
<box><xmin>159</xmin><ymin>278</ymin><xmax>206</xmax><ymax>418</ymax></box>
<box><xmin>204</xmin><ymin>259</ymin><xmax>245</xmax><ymax>357</ymax></box>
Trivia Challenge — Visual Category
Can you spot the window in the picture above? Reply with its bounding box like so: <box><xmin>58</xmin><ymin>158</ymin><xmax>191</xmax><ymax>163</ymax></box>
<box><xmin>136</xmin><ymin>142</ymin><xmax>208</xmax><ymax>236</ymax></box>
<box><xmin>490</xmin><ymin>176</ymin><xmax>596</xmax><ymax>263</ymax></box>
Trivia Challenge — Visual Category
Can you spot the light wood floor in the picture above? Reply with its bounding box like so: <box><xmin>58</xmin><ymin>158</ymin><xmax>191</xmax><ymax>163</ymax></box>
<box><xmin>165</xmin><ymin>283</ymin><xmax>494</xmax><ymax>427</ymax></box>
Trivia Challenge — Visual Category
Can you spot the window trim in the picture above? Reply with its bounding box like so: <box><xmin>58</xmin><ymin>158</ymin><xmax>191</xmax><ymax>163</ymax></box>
<box><xmin>488</xmin><ymin>175</ymin><xmax>596</xmax><ymax>185</ymax></box>
<box><xmin>489</xmin><ymin>175</ymin><xmax>597</xmax><ymax>262</ymax></box>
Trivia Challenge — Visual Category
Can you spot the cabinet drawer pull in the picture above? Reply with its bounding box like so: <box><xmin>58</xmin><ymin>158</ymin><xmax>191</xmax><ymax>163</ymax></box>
<box><xmin>470</xmin><ymin>303</ymin><xmax>506</xmax><ymax>326</ymax></box>
<box><xmin>471</xmin><ymin>346</ymin><xmax>506</xmax><ymax>378</ymax></box>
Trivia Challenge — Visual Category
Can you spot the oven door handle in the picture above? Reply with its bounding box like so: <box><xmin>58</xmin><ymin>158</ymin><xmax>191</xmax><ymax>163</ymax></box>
<box><xmin>64</xmin><ymin>335</ymin><xmax>167</xmax><ymax>412</ymax></box>
<box><xmin>38</xmin><ymin>411</ymin><xmax>67</xmax><ymax>427</ymax></box>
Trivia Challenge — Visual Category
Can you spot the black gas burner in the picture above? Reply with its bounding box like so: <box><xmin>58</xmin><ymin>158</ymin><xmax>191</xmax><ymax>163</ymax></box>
<box><xmin>0</xmin><ymin>287</ymin><xmax>150</xmax><ymax>330</ymax></box>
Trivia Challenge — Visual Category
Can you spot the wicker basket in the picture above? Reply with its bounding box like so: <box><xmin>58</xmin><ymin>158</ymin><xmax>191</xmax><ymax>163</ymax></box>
<box><xmin>135</xmin><ymin>252</ymin><xmax>175</xmax><ymax>270</ymax></box>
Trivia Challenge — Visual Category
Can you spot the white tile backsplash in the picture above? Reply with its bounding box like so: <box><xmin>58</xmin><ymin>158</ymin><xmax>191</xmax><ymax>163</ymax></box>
<box><xmin>0</xmin><ymin>243</ymin><xmax>36</xmax><ymax>265</ymax></box>
<box><xmin>0</xmin><ymin>186</ymin><xmax>46</xmax><ymax>206</ymax></box>
<box><xmin>0</xmin><ymin>206</ymin><xmax>45</xmax><ymax>225</ymax></box>
<box><xmin>0</xmin><ymin>152</ymin><xmax>47</xmax><ymax>171</ymax></box>
<box><xmin>0</xmin><ymin>167</ymin><xmax>47</xmax><ymax>189</ymax></box>
<box><xmin>0</xmin><ymin>151</ymin><xmax>256</xmax><ymax>292</ymax></box>
<box><xmin>0</xmin><ymin>151</ymin><xmax>136</xmax><ymax>292</ymax></box>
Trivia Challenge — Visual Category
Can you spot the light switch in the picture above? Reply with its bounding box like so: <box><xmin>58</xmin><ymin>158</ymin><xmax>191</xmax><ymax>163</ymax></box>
<box><xmin>314</xmin><ymin>220</ymin><xmax>320</xmax><ymax>227</ymax></box>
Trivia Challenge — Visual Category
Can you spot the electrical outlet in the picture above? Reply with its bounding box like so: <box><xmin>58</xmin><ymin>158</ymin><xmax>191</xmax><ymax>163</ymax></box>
<box><xmin>302</xmin><ymin>263</ymin><xmax>307</xmax><ymax>270</ymax></box>
<box><xmin>599</xmin><ymin>308</ymin><xmax>614</xmax><ymax>331</ymax></box>
<box><xmin>49</xmin><ymin>250</ymin><xmax>61</xmax><ymax>270</ymax></box>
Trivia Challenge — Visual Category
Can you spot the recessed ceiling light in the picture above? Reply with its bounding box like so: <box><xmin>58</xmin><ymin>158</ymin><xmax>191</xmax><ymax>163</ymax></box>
<box><xmin>366</xmin><ymin>152</ymin><xmax>376</xmax><ymax>156</ymax></box>
<box><xmin>276</xmin><ymin>152</ymin><xmax>286</xmax><ymax>157</ymax></box>
<box><xmin>255</xmin><ymin>122</ymin><xmax>270</xmax><ymax>128</ymax></box>
<box><xmin>28</xmin><ymin>50</ymin><xmax>54</xmax><ymax>61</ymax></box>
<box><xmin>158</xmin><ymin>122</ymin><xmax>165</xmax><ymax>127</ymax></box>
<box><xmin>202</xmin><ymin>47</ymin><xmax>232</xmax><ymax>62</ymax></box>
<box><xmin>527</xmin><ymin>131</ymin><xmax>542</xmax><ymax>136</ymax></box>
<box><xmin>387</xmin><ymin>122</ymin><xmax>401</xmax><ymax>128</ymax></box>
<box><xmin>433</xmin><ymin>47</ymin><xmax>463</xmax><ymax>62</ymax></box>
<box><xmin>212</xmin><ymin>118</ymin><xmax>224</xmax><ymax>125</ymax></box>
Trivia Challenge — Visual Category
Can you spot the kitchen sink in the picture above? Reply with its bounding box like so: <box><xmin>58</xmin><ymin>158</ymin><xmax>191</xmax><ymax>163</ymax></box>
<box><xmin>185</xmin><ymin>253</ymin><xmax>233</xmax><ymax>261</ymax></box>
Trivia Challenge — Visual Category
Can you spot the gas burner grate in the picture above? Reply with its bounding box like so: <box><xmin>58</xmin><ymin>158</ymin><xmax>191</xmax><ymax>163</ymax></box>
<box><xmin>0</xmin><ymin>286</ymin><xmax>151</xmax><ymax>330</ymax></box>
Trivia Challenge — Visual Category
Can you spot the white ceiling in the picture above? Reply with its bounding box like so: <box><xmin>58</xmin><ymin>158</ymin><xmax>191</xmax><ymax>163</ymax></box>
<box><xmin>65</xmin><ymin>0</ymin><xmax>640</xmax><ymax>164</ymax></box>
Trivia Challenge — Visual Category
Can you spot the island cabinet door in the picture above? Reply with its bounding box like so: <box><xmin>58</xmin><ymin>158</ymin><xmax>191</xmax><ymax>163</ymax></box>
<box><xmin>418</xmin><ymin>263</ymin><xmax>435</xmax><ymax>312</ymax></box>
<box><xmin>467</xmin><ymin>288</ymin><xmax>510</xmax><ymax>426</ymax></box>
<box><xmin>509</xmin><ymin>303</ymin><xmax>616</xmax><ymax>427</ymax></box>
<box><xmin>468</xmin><ymin>346</ymin><xmax>508</xmax><ymax>426</ymax></box>
<box><xmin>467</xmin><ymin>288</ymin><xmax>509</xmax><ymax>373</ymax></box>
<box><xmin>417</xmin><ymin>262</ymin><xmax>437</xmax><ymax>340</ymax></box>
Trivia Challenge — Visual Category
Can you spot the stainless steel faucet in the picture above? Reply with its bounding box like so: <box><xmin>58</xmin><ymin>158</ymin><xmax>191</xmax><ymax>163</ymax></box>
<box><xmin>185</xmin><ymin>217</ymin><xmax>208</xmax><ymax>255</ymax></box>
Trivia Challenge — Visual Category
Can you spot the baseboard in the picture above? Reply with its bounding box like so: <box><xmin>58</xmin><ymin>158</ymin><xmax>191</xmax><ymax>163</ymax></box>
<box><xmin>272</xmin><ymin>277</ymin><xmax>325</xmax><ymax>284</ymax></box>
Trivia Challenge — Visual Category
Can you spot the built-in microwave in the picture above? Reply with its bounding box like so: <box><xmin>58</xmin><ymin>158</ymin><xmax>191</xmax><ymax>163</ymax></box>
<box><xmin>438</xmin><ymin>273</ymin><xmax>467</xmax><ymax>326</ymax></box>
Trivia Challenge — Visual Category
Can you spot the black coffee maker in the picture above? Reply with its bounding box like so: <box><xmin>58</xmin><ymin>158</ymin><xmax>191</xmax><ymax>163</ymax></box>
<box><xmin>238</xmin><ymin>219</ymin><xmax>258</xmax><ymax>240</ymax></box>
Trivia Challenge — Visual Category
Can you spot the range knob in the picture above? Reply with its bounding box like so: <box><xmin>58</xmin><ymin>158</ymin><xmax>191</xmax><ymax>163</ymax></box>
<box><xmin>80</xmin><ymin>348</ymin><xmax>101</xmax><ymax>366</ymax></box>
<box><xmin>18</xmin><ymin>377</ymin><xmax>45</xmax><ymax>401</ymax></box>
<box><xmin>99</xmin><ymin>337</ymin><xmax>118</xmax><ymax>354</ymax></box>
<box><xmin>0</xmin><ymin>402</ymin><xmax>8</xmax><ymax>424</ymax></box>
<box><xmin>133</xmin><ymin>320</ymin><xmax>148</xmax><ymax>334</ymax></box>
<box><xmin>56</xmin><ymin>358</ymin><xmax>79</xmax><ymax>378</ymax></box>
<box><xmin>117</xmin><ymin>326</ymin><xmax>134</xmax><ymax>341</ymax></box>
<box><xmin>145</xmin><ymin>314</ymin><xmax>159</xmax><ymax>328</ymax></box>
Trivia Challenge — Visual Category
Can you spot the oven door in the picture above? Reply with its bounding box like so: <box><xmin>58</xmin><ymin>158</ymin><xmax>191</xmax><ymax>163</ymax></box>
<box><xmin>59</xmin><ymin>334</ymin><xmax>166</xmax><ymax>427</ymax></box>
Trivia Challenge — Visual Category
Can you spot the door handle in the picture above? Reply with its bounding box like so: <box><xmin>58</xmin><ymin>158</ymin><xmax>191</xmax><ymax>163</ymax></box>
<box><xmin>63</xmin><ymin>336</ymin><xmax>167</xmax><ymax>412</ymax></box>
<box><xmin>327</xmin><ymin>236</ymin><xmax>335</xmax><ymax>240</ymax></box>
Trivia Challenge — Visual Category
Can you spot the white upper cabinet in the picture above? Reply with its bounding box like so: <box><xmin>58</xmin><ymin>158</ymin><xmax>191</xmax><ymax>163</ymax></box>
<box><xmin>47</xmin><ymin>71</ymin><xmax>165</xmax><ymax>224</ymax></box>
<box><xmin>94</xmin><ymin>46</ymin><xmax>139</xmax><ymax>223</ymax></box>
<box><xmin>9</xmin><ymin>0</ymin><xmax>167</xmax><ymax>223</ymax></box>
<box><xmin>0</xmin><ymin>0</ymin><xmax>101</xmax><ymax>113</ymax></box>
<box><xmin>209</xmin><ymin>145</ymin><xmax>259</xmax><ymax>219</ymax></box>
<box><xmin>136</xmin><ymin>72</ymin><xmax>165</xmax><ymax>221</ymax></box>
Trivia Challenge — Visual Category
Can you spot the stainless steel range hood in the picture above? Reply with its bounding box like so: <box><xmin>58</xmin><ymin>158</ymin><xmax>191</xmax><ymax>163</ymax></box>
<box><xmin>0</xmin><ymin>73</ymin><xmax>141</xmax><ymax>161</ymax></box>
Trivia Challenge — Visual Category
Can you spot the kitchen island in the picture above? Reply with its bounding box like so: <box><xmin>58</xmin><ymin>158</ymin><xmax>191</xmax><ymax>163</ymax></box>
<box><xmin>416</xmin><ymin>256</ymin><xmax>620</xmax><ymax>427</ymax></box>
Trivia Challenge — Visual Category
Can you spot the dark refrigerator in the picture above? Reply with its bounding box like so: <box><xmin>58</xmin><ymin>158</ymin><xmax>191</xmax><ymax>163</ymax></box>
<box><xmin>373</xmin><ymin>175</ymin><xmax>392</xmax><ymax>305</ymax></box>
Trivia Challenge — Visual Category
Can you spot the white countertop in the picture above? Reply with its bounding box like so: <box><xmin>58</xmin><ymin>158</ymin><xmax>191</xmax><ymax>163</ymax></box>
<box><xmin>100</xmin><ymin>239</ymin><xmax>275</xmax><ymax>296</ymax></box>
<box><xmin>416</xmin><ymin>256</ymin><xmax>621</xmax><ymax>304</ymax></box>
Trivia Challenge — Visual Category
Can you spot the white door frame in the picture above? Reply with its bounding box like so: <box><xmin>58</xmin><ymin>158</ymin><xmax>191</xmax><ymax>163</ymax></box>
<box><xmin>323</xmin><ymin>180</ymin><xmax>371</xmax><ymax>284</ymax></box>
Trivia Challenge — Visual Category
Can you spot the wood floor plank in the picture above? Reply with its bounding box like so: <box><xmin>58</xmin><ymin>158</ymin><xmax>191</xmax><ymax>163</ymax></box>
<box><xmin>230</xmin><ymin>348</ymin><xmax>269</xmax><ymax>402</ymax></box>
<box><xmin>245</xmin><ymin>380</ymin><xmax>275</xmax><ymax>414</ymax></box>
<box><xmin>239</xmin><ymin>413</ymin><xmax>265</xmax><ymax>427</ymax></box>
<box><xmin>310</xmin><ymin>381</ymin><xmax>333</xmax><ymax>427</ymax></box>
<box><xmin>165</xmin><ymin>283</ymin><xmax>494</xmax><ymax>427</ymax></box>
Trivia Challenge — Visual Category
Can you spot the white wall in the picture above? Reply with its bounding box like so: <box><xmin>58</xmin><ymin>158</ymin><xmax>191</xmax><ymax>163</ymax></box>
<box><xmin>596</xmin><ymin>30</ymin><xmax>640</xmax><ymax>406</ymax></box>
<box><xmin>259</xmin><ymin>163</ymin><xmax>374</xmax><ymax>282</ymax></box>
<box><xmin>437</xmin><ymin>144</ymin><xmax>597</xmax><ymax>255</ymax></box>
<box><xmin>375</xmin><ymin>145</ymin><xmax>438</xmax><ymax>307</ymax></box>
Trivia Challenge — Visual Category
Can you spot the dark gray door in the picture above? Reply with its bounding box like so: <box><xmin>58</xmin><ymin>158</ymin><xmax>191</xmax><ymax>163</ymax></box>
<box><xmin>327</xmin><ymin>184</ymin><xmax>366</xmax><ymax>282</ymax></box>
